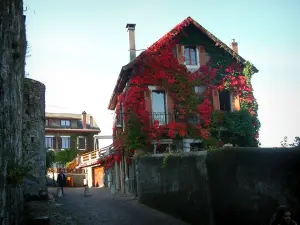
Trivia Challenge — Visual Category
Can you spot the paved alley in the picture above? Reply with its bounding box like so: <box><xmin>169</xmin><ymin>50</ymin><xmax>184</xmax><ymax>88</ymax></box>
<box><xmin>48</xmin><ymin>187</ymin><xmax>189</xmax><ymax>225</ymax></box>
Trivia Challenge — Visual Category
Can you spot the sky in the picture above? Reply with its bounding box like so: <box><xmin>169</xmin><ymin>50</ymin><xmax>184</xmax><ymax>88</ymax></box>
<box><xmin>23</xmin><ymin>0</ymin><xmax>300</xmax><ymax>147</ymax></box>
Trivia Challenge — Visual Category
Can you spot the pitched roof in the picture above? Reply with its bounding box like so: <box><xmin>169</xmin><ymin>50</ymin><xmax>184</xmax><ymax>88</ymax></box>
<box><xmin>45</xmin><ymin>112</ymin><xmax>100</xmax><ymax>130</ymax></box>
<box><xmin>108</xmin><ymin>16</ymin><xmax>259</xmax><ymax>110</ymax></box>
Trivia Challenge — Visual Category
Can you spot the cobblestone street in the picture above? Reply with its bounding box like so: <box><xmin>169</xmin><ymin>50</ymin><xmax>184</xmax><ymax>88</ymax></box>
<box><xmin>48</xmin><ymin>187</ymin><xmax>188</xmax><ymax>225</ymax></box>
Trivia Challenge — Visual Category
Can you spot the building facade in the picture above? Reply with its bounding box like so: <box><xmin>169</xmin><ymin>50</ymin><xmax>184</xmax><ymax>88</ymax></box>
<box><xmin>45</xmin><ymin>111</ymin><xmax>101</xmax><ymax>151</ymax></box>
<box><xmin>108</xmin><ymin>17</ymin><xmax>260</xmax><ymax>154</ymax></box>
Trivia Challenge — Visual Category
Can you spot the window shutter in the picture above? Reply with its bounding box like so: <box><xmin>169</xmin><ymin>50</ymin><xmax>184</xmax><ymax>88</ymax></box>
<box><xmin>166</xmin><ymin>91</ymin><xmax>174</xmax><ymax>122</ymax></box>
<box><xmin>198</xmin><ymin>45</ymin><xmax>206</xmax><ymax>66</ymax></box>
<box><xmin>212</xmin><ymin>88</ymin><xmax>220</xmax><ymax>110</ymax></box>
<box><xmin>232</xmin><ymin>93</ymin><xmax>240</xmax><ymax>111</ymax></box>
<box><xmin>58</xmin><ymin>136</ymin><xmax>62</xmax><ymax>150</ymax></box>
<box><xmin>144</xmin><ymin>89</ymin><xmax>152</xmax><ymax>124</ymax></box>
<box><xmin>52</xmin><ymin>137</ymin><xmax>55</xmax><ymax>150</ymax></box>
<box><xmin>176</xmin><ymin>44</ymin><xmax>185</xmax><ymax>64</ymax></box>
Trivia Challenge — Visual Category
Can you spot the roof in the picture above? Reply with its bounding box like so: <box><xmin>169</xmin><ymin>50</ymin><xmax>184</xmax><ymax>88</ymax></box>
<box><xmin>108</xmin><ymin>16</ymin><xmax>259</xmax><ymax>110</ymax></box>
<box><xmin>46</xmin><ymin>112</ymin><xmax>100</xmax><ymax>130</ymax></box>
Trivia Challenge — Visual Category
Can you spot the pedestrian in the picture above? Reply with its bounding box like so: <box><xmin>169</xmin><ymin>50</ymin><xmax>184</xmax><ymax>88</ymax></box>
<box><xmin>57</xmin><ymin>170</ymin><xmax>66</xmax><ymax>195</ymax></box>
<box><xmin>270</xmin><ymin>205</ymin><xmax>297</xmax><ymax>225</ymax></box>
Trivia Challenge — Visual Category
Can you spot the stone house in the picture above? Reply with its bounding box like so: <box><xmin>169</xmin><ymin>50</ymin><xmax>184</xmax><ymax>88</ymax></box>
<box><xmin>45</xmin><ymin>111</ymin><xmax>101</xmax><ymax>152</ymax></box>
<box><xmin>106</xmin><ymin>16</ymin><xmax>260</xmax><ymax>194</ymax></box>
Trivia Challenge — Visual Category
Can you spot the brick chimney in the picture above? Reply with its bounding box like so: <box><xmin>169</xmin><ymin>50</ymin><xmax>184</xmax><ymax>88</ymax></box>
<box><xmin>230</xmin><ymin>39</ymin><xmax>238</xmax><ymax>54</ymax></box>
<box><xmin>82</xmin><ymin>111</ymin><xmax>87</xmax><ymax>129</ymax></box>
<box><xmin>126</xmin><ymin>23</ymin><xmax>136</xmax><ymax>61</ymax></box>
<box><xmin>90</xmin><ymin>115</ymin><xmax>93</xmax><ymax>128</ymax></box>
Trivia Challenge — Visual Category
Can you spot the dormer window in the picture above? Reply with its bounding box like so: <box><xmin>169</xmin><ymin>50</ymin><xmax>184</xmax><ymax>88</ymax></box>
<box><xmin>184</xmin><ymin>46</ymin><xmax>197</xmax><ymax>65</ymax></box>
<box><xmin>60</xmin><ymin>119</ymin><xmax>71</xmax><ymax>127</ymax></box>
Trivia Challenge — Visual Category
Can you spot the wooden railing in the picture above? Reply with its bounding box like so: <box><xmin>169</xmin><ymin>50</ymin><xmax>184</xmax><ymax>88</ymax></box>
<box><xmin>76</xmin><ymin>144</ymin><xmax>114</xmax><ymax>166</ymax></box>
<box><xmin>47</xmin><ymin>168</ymin><xmax>85</xmax><ymax>174</ymax></box>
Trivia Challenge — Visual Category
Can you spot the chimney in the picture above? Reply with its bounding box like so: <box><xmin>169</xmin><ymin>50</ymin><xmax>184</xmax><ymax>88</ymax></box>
<box><xmin>90</xmin><ymin>115</ymin><xmax>93</xmax><ymax>128</ymax></box>
<box><xmin>82</xmin><ymin>111</ymin><xmax>87</xmax><ymax>129</ymax></box>
<box><xmin>230</xmin><ymin>39</ymin><xmax>238</xmax><ymax>54</ymax></box>
<box><xmin>126</xmin><ymin>23</ymin><xmax>136</xmax><ymax>61</ymax></box>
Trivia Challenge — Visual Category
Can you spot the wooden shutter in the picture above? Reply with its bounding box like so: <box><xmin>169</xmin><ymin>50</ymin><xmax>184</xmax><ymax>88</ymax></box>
<box><xmin>176</xmin><ymin>44</ymin><xmax>185</xmax><ymax>64</ymax></box>
<box><xmin>212</xmin><ymin>88</ymin><xmax>220</xmax><ymax>110</ymax></box>
<box><xmin>166</xmin><ymin>91</ymin><xmax>174</xmax><ymax>122</ymax></box>
<box><xmin>232</xmin><ymin>93</ymin><xmax>240</xmax><ymax>111</ymax></box>
<box><xmin>144</xmin><ymin>89</ymin><xmax>152</xmax><ymax>124</ymax></box>
<box><xmin>198</xmin><ymin>45</ymin><xmax>206</xmax><ymax>66</ymax></box>
<box><xmin>58</xmin><ymin>136</ymin><xmax>62</xmax><ymax>150</ymax></box>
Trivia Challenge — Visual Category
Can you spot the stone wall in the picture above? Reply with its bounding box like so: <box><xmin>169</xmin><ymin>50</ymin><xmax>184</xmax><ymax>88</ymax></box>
<box><xmin>136</xmin><ymin>148</ymin><xmax>300</xmax><ymax>225</ymax></box>
<box><xmin>0</xmin><ymin>0</ymin><xmax>27</xmax><ymax>224</ymax></box>
<box><xmin>23</xmin><ymin>78</ymin><xmax>46</xmax><ymax>200</ymax></box>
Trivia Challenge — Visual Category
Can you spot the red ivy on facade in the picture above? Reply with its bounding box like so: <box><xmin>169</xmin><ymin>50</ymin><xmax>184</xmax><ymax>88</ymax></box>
<box><xmin>111</xmin><ymin>17</ymin><xmax>260</xmax><ymax>154</ymax></box>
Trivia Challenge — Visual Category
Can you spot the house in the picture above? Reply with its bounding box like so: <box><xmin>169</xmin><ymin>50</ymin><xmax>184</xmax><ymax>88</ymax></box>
<box><xmin>45</xmin><ymin>111</ymin><xmax>101</xmax><ymax>151</ymax></box>
<box><xmin>108</xmin><ymin>16</ymin><xmax>260</xmax><ymax>156</ymax></box>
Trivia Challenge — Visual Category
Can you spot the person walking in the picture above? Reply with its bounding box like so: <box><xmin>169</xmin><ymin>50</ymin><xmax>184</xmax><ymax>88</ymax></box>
<box><xmin>57</xmin><ymin>170</ymin><xmax>66</xmax><ymax>195</ymax></box>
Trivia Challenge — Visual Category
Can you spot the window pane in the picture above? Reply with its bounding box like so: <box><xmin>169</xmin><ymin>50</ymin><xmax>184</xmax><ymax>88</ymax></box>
<box><xmin>66</xmin><ymin>120</ymin><xmax>70</xmax><ymax>126</ymax></box>
<box><xmin>45</xmin><ymin>137</ymin><xmax>53</xmax><ymax>148</ymax></box>
<box><xmin>151</xmin><ymin>91</ymin><xmax>167</xmax><ymax>124</ymax></box>
<box><xmin>62</xmin><ymin>137</ymin><xmax>70</xmax><ymax>149</ymax></box>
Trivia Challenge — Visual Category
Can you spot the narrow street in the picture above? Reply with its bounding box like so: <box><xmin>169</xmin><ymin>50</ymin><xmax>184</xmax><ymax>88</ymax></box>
<box><xmin>48</xmin><ymin>187</ymin><xmax>189</xmax><ymax>225</ymax></box>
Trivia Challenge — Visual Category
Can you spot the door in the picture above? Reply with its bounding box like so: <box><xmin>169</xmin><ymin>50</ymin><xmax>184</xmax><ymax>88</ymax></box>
<box><xmin>93</xmin><ymin>166</ymin><xmax>104</xmax><ymax>187</ymax></box>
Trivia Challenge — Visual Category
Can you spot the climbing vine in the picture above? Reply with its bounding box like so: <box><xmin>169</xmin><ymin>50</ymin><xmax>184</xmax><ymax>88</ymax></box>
<box><xmin>112</xmin><ymin>17</ymin><xmax>260</xmax><ymax>158</ymax></box>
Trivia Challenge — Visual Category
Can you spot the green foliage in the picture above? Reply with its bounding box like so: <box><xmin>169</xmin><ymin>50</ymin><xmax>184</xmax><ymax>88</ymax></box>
<box><xmin>161</xmin><ymin>152</ymin><xmax>172</xmax><ymax>168</ymax></box>
<box><xmin>124</xmin><ymin>112</ymin><xmax>146</xmax><ymax>152</ymax></box>
<box><xmin>210</xmin><ymin>110</ymin><xmax>258</xmax><ymax>147</ymax></box>
<box><xmin>54</xmin><ymin>148</ymin><xmax>79</xmax><ymax>166</ymax></box>
<box><xmin>46</xmin><ymin>149</ymin><xmax>55</xmax><ymax>169</ymax></box>
<box><xmin>281</xmin><ymin>136</ymin><xmax>300</xmax><ymax>148</ymax></box>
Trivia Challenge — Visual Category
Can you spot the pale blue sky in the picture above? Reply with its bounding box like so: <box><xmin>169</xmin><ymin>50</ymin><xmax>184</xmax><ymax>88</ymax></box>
<box><xmin>24</xmin><ymin>0</ymin><xmax>300</xmax><ymax>147</ymax></box>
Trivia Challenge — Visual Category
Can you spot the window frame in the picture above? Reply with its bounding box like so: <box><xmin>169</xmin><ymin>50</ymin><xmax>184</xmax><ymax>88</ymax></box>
<box><xmin>61</xmin><ymin>136</ymin><xmax>71</xmax><ymax>149</ymax></box>
<box><xmin>60</xmin><ymin>119</ymin><xmax>71</xmax><ymax>127</ymax></box>
<box><xmin>184</xmin><ymin>46</ymin><xmax>197</xmax><ymax>66</ymax></box>
<box><xmin>151</xmin><ymin>90</ymin><xmax>168</xmax><ymax>125</ymax></box>
<box><xmin>45</xmin><ymin>136</ymin><xmax>53</xmax><ymax>149</ymax></box>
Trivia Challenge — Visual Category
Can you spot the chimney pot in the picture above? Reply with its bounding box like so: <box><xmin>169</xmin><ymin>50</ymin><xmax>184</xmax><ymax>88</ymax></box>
<box><xmin>126</xmin><ymin>23</ymin><xmax>136</xmax><ymax>61</ymax></box>
<box><xmin>231</xmin><ymin>39</ymin><xmax>238</xmax><ymax>54</ymax></box>
<box><xmin>82</xmin><ymin>111</ymin><xmax>87</xmax><ymax>129</ymax></box>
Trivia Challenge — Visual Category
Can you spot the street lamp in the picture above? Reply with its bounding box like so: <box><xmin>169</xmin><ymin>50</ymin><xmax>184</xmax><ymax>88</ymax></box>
<box><xmin>116</xmin><ymin>124</ymin><xmax>123</xmax><ymax>137</ymax></box>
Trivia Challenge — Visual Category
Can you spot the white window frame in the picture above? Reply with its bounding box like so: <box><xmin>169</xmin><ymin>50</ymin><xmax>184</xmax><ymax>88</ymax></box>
<box><xmin>61</xmin><ymin>136</ymin><xmax>70</xmax><ymax>150</ymax></box>
<box><xmin>149</xmin><ymin>86</ymin><xmax>169</xmax><ymax>125</ymax></box>
<box><xmin>184</xmin><ymin>45</ymin><xmax>200</xmax><ymax>72</ymax></box>
<box><xmin>60</xmin><ymin>119</ymin><xmax>71</xmax><ymax>127</ymax></box>
<box><xmin>77</xmin><ymin>136</ymin><xmax>86</xmax><ymax>151</ymax></box>
<box><xmin>45</xmin><ymin>135</ymin><xmax>54</xmax><ymax>150</ymax></box>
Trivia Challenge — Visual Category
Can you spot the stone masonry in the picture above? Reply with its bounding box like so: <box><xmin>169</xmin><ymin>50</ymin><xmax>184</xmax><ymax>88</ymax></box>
<box><xmin>23</xmin><ymin>78</ymin><xmax>47</xmax><ymax>200</ymax></box>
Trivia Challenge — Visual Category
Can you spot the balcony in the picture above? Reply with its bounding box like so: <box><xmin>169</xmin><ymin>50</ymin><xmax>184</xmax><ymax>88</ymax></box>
<box><xmin>76</xmin><ymin>144</ymin><xmax>114</xmax><ymax>168</ymax></box>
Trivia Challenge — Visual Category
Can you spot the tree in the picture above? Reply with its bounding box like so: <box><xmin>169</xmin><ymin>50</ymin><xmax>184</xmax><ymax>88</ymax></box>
<box><xmin>54</xmin><ymin>148</ymin><xmax>79</xmax><ymax>166</ymax></box>
<box><xmin>280</xmin><ymin>136</ymin><xmax>300</xmax><ymax>148</ymax></box>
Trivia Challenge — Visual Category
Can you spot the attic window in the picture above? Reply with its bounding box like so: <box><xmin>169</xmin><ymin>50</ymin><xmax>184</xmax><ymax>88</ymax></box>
<box><xmin>184</xmin><ymin>46</ymin><xmax>197</xmax><ymax>65</ymax></box>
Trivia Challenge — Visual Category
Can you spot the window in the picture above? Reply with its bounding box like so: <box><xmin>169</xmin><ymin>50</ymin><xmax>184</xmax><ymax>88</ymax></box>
<box><xmin>184</xmin><ymin>46</ymin><xmax>197</xmax><ymax>65</ymax></box>
<box><xmin>194</xmin><ymin>85</ymin><xmax>206</xmax><ymax>95</ymax></box>
<box><xmin>151</xmin><ymin>91</ymin><xmax>167</xmax><ymax>124</ymax></box>
<box><xmin>60</xmin><ymin>120</ymin><xmax>71</xmax><ymax>127</ymax></box>
<box><xmin>61</xmin><ymin>136</ymin><xmax>70</xmax><ymax>149</ymax></box>
<box><xmin>219</xmin><ymin>90</ymin><xmax>231</xmax><ymax>111</ymax></box>
<box><xmin>45</xmin><ymin>136</ymin><xmax>53</xmax><ymax>149</ymax></box>
<box><xmin>45</xmin><ymin>119</ymin><xmax>49</xmax><ymax>126</ymax></box>
<box><xmin>78</xmin><ymin>136</ymin><xmax>86</xmax><ymax>150</ymax></box>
